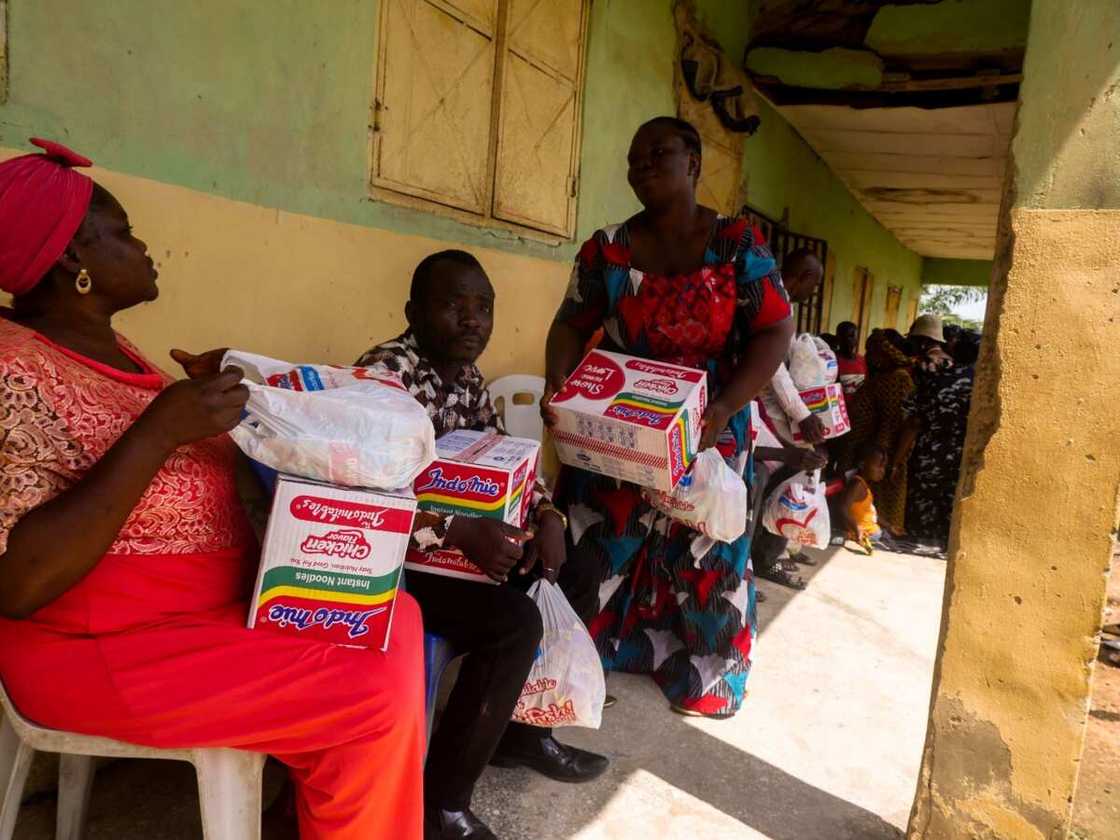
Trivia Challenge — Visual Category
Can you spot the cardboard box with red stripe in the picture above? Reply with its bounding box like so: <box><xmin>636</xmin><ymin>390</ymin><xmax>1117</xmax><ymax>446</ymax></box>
<box><xmin>404</xmin><ymin>430</ymin><xmax>541</xmax><ymax>584</ymax></box>
<box><xmin>248</xmin><ymin>475</ymin><xmax>416</xmax><ymax>649</ymax></box>
<box><xmin>791</xmin><ymin>383</ymin><xmax>851</xmax><ymax>443</ymax></box>
<box><xmin>549</xmin><ymin>350</ymin><xmax>707</xmax><ymax>492</ymax></box>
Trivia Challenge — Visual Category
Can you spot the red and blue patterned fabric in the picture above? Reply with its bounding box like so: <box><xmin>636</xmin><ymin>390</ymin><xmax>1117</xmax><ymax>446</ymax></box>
<box><xmin>555</xmin><ymin>215</ymin><xmax>791</xmax><ymax>717</ymax></box>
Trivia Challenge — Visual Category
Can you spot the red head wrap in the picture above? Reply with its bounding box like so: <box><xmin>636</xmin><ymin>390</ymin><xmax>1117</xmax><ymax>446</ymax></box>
<box><xmin>0</xmin><ymin>138</ymin><xmax>94</xmax><ymax>296</ymax></box>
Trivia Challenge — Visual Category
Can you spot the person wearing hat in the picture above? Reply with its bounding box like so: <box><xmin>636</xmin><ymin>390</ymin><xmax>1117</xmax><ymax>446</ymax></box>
<box><xmin>890</xmin><ymin>314</ymin><xmax>978</xmax><ymax>549</ymax></box>
<box><xmin>0</xmin><ymin>139</ymin><xmax>426</xmax><ymax>839</ymax></box>
<box><xmin>908</xmin><ymin>314</ymin><xmax>954</xmax><ymax>371</ymax></box>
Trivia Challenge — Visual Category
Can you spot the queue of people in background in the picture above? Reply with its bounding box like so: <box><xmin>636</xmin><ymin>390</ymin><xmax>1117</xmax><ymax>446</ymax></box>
<box><xmin>753</xmin><ymin>307</ymin><xmax>982</xmax><ymax>574</ymax></box>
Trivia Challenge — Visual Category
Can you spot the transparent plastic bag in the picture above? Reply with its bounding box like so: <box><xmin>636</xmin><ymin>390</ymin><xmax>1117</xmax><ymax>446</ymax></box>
<box><xmin>224</xmin><ymin>350</ymin><xmax>436</xmax><ymax>489</ymax></box>
<box><xmin>512</xmin><ymin>580</ymin><xmax>606</xmax><ymax>729</ymax></box>
<box><xmin>789</xmin><ymin>333</ymin><xmax>828</xmax><ymax>390</ymax></box>
<box><xmin>762</xmin><ymin>469</ymin><xmax>830</xmax><ymax>549</ymax></box>
<box><xmin>643</xmin><ymin>449</ymin><xmax>747</xmax><ymax>543</ymax></box>
<box><xmin>813</xmin><ymin>336</ymin><xmax>839</xmax><ymax>385</ymax></box>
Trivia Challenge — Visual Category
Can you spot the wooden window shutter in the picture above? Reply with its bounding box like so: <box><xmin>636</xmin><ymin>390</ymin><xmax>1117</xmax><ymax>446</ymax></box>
<box><xmin>906</xmin><ymin>296</ymin><xmax>920</xmax><ymax>331</ymax></box>
<box><xmin>884</xmin><ymin>286</ymin><xmax>903</xmax><ymax>330</ymax></box>
<box><xmin>372</xmin><ymin>0</ymin><xmax>499</xmax><ymax>214</ymax></box>
<box><xmin>491</xmin><ymin>0</ymin><xmax>589</xmax><ymax>236</ymax></box>
<box><xmin>852</xmin><ymin>267</ymin><xmax>875</xmax><ymax>348</ymax></box>
<box><xmin>821</xmin><ymin>250</ymin><xmax>836</xmax><ymax>332</ymax></box>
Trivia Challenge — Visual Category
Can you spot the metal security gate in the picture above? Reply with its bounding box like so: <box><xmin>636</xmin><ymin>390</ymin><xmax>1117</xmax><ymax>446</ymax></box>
<box><xmin>741</xmin><ymin>204</ymin><xmax>829</xmax><ymax>335</ymax></box>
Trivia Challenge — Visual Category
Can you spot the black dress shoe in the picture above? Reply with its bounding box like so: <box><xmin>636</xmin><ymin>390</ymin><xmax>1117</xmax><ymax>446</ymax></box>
<box><xmin>490</xmin><ymin>735</ymin><xmax>609</xmax><ymax>782</ymax></box>
<box><xmin>424</xmin><ymin>806</ymin><xmax>497</xmax><ymax>840</ymax></box>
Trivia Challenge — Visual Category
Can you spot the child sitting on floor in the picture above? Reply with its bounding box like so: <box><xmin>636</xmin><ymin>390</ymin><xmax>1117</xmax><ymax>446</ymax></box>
<box><xmin>834</xmin><ymin>443</ymin><xmax>888</xmax><ymax>553</ymax></box>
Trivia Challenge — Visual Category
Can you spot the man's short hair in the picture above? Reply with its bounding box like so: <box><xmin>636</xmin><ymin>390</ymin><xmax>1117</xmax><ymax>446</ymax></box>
<box><xmin>410</xmin><ymin>249</ymin><xmax>485</xmax><ymax>303</ymax></box>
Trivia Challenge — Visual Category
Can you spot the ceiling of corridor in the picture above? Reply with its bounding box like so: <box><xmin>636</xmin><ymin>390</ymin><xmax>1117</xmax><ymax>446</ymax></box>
<box><xmin>772</xmin><ymin>101</ymin><xmax>1013</xmax><ymax>260</ymax></box>
<box><xmin>742</xmin><ymin>0</ymin><xmax>1029</xmax><ymax>261</ymax></box>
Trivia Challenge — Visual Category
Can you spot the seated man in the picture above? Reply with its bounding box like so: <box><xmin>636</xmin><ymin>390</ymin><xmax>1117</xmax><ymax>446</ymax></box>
<box><xmin>356</xmin><ymin>249</ymin><xmax>608</xmax><ymax>840</ymax></box>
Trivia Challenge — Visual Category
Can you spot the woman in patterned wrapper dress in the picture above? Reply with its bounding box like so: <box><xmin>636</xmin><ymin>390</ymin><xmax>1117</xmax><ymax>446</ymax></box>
<box><xmin>0</xmin><ymin>140</ymin><xmax>425</xmax><ymax>840</ymax></box>
<box><xmin>542</xmin><ymin>118</ymin><xmax>795</xmax><ymax>718</ymax></box>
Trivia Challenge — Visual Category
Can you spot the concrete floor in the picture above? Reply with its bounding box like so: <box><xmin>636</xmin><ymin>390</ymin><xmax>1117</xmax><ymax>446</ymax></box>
<box><xmin>11</xmin><ymin>545</ymin><xmax>946</xmax><ymax>840</ymax></box>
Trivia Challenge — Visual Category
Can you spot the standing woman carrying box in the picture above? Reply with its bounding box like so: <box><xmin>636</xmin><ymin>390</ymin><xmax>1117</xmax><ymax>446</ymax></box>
<box><xmin>542</xmin><ymin>117</ymin><xmax>794</xmax><ymax>719</ymax></box>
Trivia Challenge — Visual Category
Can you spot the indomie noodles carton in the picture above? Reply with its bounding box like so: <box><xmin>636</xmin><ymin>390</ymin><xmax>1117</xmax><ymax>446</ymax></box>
<box><xmin>791</xmin><ymin>383</ymin><xmax>851</xmax><ymax>443</ymax></box>
<box><xmin>549</xmin><ymin>350</ymin><xmax>707</xmax><ymax>492</ymax></box>
<box><xmin>404</xmin><ymin>430</ymin><xmax>541</xmax><ymax>584</ymax></box>
<box><xmin>248</xmin><ymin>475</ymin><xmax>416</xmax><ymax>650</ymax></box>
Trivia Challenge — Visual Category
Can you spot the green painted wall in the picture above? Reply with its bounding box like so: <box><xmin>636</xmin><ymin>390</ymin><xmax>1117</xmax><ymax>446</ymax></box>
<box><xmin>0</xmin><ymin>0</ymin><xmax>676</xmax><ymax>263</ymax></box>
<box><xmin>1015</xmin><ymin>0</ymin><xmax>1120</xmax><ymax>209</ymax></box>
<box><xmin>743</xmin><ymin>98</ymin><xmax>925</xmax><ymax>334</ymax></box>
<box><xmin>921</xmin><ymin>258</ymin><xmax>994</xmax><ymax>288</ymax></box>
<box><xmin>0</xmin><ymin>0</ymin><xmax>923</xmax><ymax>330</ymax></box>
<box><xmin>693</xmin><ymin>0</ymin><xmax>753</xmax><ymax>62</ymax></box>
<box><xmin>866</xmin><ymin>0</ymin><xmax>1031</xmax><ymax>56</ymax></box>
<box><xmin>574</xmin><ymin>0</ymin><xmax>677</xmax><ymax>238</ymax></box>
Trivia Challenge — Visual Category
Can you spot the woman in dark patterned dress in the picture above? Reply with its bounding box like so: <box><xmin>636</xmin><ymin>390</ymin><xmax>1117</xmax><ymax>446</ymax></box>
<box><xmin>899</xmin><ymin>328</ymin><xmax>979</xmax><ymax>547</ymax></box>
<box><xmin>542</xmin><ymin>118</ymin><xmax>794</xmax><ymax>718</ymax></box>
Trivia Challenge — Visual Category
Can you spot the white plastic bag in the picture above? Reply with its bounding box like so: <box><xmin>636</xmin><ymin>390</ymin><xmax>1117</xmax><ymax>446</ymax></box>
<box><xmin>813</xmin><ymin>336</ymin><xmax>839</xmax><ymax>385</ymax></box>
<box><xmin>762</xmin><ymin>469</ymin><xmax>830</xmax><ymax>549</ymax></box>
<box><xmin>789</xmin><ymin>333</ymin><xmax>828</xmax><ymax>390</ymax></box>
<box><xmin>513</xmin><ymin>580</ymin><xmax>606</xmax><ymax>729</ymax></box>
<box><xmin>224</xmin><ymin>350</ymin><xmax>436</xmax><ymax>489</ymax></box>
<box><xmin>642</xmin><ymin>449</ymin><xmax>747</xmax><ymax>542</ymax></box>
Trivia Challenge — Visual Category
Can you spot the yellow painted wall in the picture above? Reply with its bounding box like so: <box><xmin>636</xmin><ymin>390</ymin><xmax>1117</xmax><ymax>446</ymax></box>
<box><xmin>907</xmin><ymin>2</ymin><xmax>1120</xmax><ymax>837</ymax></box>
<box><xmin>0</xmin><ymin>149</ymin><xmax>570</xmax><ymax>379</ymax></box>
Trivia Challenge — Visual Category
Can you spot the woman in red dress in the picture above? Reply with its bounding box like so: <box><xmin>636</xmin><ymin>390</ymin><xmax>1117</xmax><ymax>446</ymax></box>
<box><xmin>0</xmin><ymin>140</ymin><xmax>425</xmax><ymax>839</ymax></box>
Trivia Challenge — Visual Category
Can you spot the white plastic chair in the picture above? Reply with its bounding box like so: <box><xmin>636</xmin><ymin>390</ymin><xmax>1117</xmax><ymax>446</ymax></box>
<box><xmin>0</xmin><ymin>679</ymin><xmax>265</xmax><ymax>840</ymax></box>
<box><xmin>488</xmin><ymin>375</ymin><xmax>546</xmax><ymax>443</ymax></box>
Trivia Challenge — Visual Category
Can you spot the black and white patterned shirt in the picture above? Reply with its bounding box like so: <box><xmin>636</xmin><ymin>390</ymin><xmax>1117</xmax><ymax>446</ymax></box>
<box><xmin>355</xmin><ymin>330</ymin><xmax>549</xmax><ymax>550</ymax></box>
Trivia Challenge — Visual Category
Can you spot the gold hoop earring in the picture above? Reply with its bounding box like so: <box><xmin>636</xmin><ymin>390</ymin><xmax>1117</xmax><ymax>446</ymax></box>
<box><xmin>75</xmin><ymin>269</ymin><xmax>92</xmax><ymax>295</ymax></box>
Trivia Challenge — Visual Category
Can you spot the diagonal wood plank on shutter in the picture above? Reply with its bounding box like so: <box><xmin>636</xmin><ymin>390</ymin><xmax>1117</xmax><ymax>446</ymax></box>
<box><xmin>492</xmin><ymin>0</ymin><xmax>587</xmax><ymax>236</ymax></box>
<box><xmin>374</xmin><ymin>0</ymin><xmax>498</xmax><ymax>214</ymax></box>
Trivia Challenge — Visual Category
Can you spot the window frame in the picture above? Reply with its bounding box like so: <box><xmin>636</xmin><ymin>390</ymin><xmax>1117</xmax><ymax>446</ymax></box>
<box><xmin>367</xmin><ymin>0</ymin><xmax>590</xmax><ymax>244</ymax></box>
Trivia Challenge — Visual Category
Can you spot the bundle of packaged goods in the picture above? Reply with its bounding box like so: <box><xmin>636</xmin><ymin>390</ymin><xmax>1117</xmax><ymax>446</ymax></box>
<box><xmin>225</xmin><ymin>349</ymin><xmax>435</xmax><ymax>489</ymax></box>
<box><xmin>786</xmin><ymin>334</ymin><xmax>850</xmax><ymax>443</ymax></box>
<box><xmin>405</xmin><ymin>429</ymin><xmax>541</xmax><ymax>584</ymax></box>
<box><xmin>548</xmin><ymin>350</ymin><xmax>707</xmax><ymax>492</ymax></box>
<box><xmin>224</xmin><ymin>350</ymin><xmax>436</xmax><ymax>649</ymax></box>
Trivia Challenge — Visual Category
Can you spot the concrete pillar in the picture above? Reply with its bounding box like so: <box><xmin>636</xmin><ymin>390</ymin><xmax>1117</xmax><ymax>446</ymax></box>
<box><xmin>907</xmin><ymin>3</ymin><xmax>1120</xmax><ymax>838</ymax></box>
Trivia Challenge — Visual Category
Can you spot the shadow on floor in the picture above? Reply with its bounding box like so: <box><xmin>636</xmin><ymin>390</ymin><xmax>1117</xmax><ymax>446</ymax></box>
<box><xmin>475</xmin><ymin>704</ymin><xmax>906</xmax><ymax>840</ymax></box>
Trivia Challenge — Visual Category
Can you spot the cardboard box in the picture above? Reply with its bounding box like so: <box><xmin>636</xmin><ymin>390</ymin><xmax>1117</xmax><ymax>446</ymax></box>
<box><xmin>248</xmin><ymin>475</ymin><xmax>415</xmax><ymax>650</ymax></box>
<box><xmin>792</xmin><ymin>383</ymin><xmax>851</xmax><ymax>442</ymax></box>
<box><xmin>549</xmin><ymin>350</ymin><xmax>707</xmax><ymax>492</ymax></box>
<box><xmin>404</xmin><ymin>430</ymin><xmax>540</xmax><ymax>584</ymax></box>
